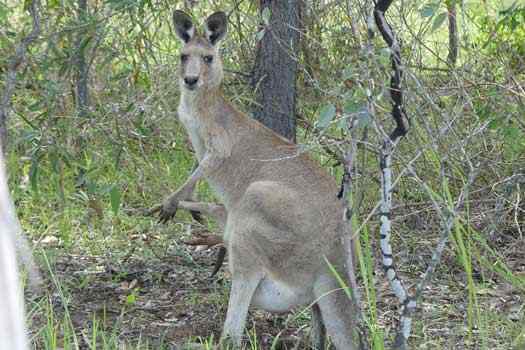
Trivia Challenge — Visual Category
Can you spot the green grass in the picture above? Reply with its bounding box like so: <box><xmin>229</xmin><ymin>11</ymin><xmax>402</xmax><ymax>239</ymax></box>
<box><xmin>7</xmin><ymin>105</ymin><xmax>522</xmax><ymax>349</ymax></box>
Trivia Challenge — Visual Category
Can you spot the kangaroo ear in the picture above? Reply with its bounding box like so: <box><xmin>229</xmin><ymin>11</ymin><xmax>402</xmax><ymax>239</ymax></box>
<box><xmin>173</xmin><ymin>10</ymin><xmax>195</xmax><ymax>43</ymax></box>
<box><xmin>205</xmin><ymin>11</ymin><xmax>227</xmax><ymax>45</ymax></box>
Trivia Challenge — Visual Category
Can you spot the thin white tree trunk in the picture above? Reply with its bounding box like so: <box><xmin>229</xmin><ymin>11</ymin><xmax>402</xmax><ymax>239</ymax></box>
<box><xmin>0</xmin><ymin>145</ymin><xmax>28</xmax><ymax>350</ymax></box>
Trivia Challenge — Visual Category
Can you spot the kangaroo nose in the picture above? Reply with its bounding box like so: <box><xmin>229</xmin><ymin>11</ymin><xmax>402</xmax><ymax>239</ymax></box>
<box><xmin>184</xmin><ymin>76</ymin><xmax>199</xmax><ymax>87</ymax></box>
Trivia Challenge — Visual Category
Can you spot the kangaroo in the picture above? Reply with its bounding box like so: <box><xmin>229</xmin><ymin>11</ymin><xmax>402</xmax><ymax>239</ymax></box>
<box><xmin>156</xmin><ymin>10</ymin><xmax>358</xmax><ymax>349</ymax></box>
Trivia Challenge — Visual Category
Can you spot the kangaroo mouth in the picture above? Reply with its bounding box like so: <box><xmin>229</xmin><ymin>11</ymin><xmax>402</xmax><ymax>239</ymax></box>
<box><xmin>184</xmin><ymin>84</ymin><xmax>197</xmax><ymax>91</ymax></box>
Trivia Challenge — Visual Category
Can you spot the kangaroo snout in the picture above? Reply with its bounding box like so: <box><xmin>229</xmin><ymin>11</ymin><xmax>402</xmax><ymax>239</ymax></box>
<box><xmin>184</xmin><ymin>76</ymin><xmax>199</xmax><ymax>89</ymax></box>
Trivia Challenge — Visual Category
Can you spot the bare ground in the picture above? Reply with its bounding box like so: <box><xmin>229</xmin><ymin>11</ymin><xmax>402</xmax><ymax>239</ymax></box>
<box><xmin>27</xmin><ymin>225</ymin><xmax>525</xmax><ymax>350</ymax></box>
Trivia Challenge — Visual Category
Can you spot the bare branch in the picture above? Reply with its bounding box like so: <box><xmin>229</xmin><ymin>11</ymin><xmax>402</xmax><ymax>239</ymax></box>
<box><xmin>372</xmin><ymin>1</ymin><xmax>411</xmax><ymax>348</ymax></box>
<box><xmin>341</xmin><ymin>125</ymin><xmax>369</xmax><ymax>349</ymax></box>
<box><xmin>373</xmin><ymin>0</ymin><xmax>409</xmax><ymax>141</ymax></box>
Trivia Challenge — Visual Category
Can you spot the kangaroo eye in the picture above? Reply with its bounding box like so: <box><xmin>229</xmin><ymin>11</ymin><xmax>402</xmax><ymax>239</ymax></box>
<box><xmin>180</xmin><ymin>54</ymin><xmax>189</xmax><ymax>63</ymax></box>
<box><xmin>203</xmin><ymin>55</ymin><xmax>213</xmax><ymax>64</ymax></box>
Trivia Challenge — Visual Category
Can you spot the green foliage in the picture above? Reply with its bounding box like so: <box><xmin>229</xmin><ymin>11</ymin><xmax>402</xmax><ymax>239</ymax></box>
<box><xmin>419</xmin><ymin>2</ymin><xmax>441</xmax><ymax>18</ymax></box>
<box><xmin>475</xmin><ymin>3</ymin><xmax>525</xmax><ymax>70</ymax></box>
<box><xmin>317</xmin><ymin>103</ymin><xmax>336</xmax><ymax>130</ymax></box>
<box><xmin>2</xmin><ymin>0</ymin><xmax>524</xmax><ymax>349</ymax></box>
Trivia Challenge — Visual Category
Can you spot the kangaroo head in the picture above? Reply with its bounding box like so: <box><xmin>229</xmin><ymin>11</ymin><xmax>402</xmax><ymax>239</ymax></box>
<box><xmin>172</xmin><ymin>10</ymin><xmax>227</xmax><ymax>92</ymax></box>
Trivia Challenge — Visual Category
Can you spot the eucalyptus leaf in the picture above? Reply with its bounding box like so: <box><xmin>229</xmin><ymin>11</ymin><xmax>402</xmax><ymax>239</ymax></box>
<box><xmin>344</xmin><ymin>100</ymin><xmax>361</xmax><ymax>114</ymax></box>
<box><xmin>0</xmin><ymin>3</ymin><xmax>8</xmax><ymax>23</ymax></box>
<box><xmin>343</xmin><ymin>66</ymin><xmax>353</xmax><ymax>80</ymax></box>
<box><xmin>420</xmin><ymin>2</ymin><xmax>440</xmax><ymax>17</ymax></box>
<box><xmin>110</xmin><ymin>185</ymin><xmax>121</xmax><ymax>216</ymax></box>
<box><xmin>317</xmin><ymin>104</ymin><xmax>336</xmax><ymax>130</ymax></box>
<box><xmin>431</xmin><ymin>12</ymin><xmax>448</xmax><ymax>32</ymax></box>
<box><xmin>262</xmin><ymin>7</ymin><xmax>271</xmax><ymax>25</ymax></box>
<box><xmin>337</xmin><ymin>115</ymin><xmax>349</xmax><ymax>130</ymax></box>
<box><xmin>356</xmin><ymin>108</ymin><xmax>371</xmax><ymax>129</ymax></box>
<box><xmin>256</xmin><ymin>29</ymin><xmax>266</xmax><ymax>41</ymax></box>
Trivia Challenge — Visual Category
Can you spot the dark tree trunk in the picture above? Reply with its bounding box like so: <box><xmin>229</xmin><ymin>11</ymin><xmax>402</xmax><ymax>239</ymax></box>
<box><xmin>252</xmin><ymin>0</ymin><xmax>301</xmax><ymax>142</ymax></box>
<box><xmin>447</xmin><ymin>0</ymin><xmax>458</xmax><ymax>66</ymax></box>
<box><xmin>75</xmin><ymin>0</ymin><xmax>90</xmax><ymax>117</ymax></box>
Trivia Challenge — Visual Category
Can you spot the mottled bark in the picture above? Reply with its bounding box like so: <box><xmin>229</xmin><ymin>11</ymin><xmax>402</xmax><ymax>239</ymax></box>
<box><xmin>373</xmin><ymin>1</ymin><xmax>410</xmax><ymax>348</ymax></box>
<box><xmin>252</xmin><ymin>0</ymin><xmax>301</xmax><ymax>142</ymax></box>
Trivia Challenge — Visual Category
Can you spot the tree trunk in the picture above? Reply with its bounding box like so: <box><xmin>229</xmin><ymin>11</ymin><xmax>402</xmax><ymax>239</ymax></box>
<box><xmin>252</xmin><ymin>0</ymin><xmax>301</xmax><ymax>142</ymax></box>
<box><xmin>75</xmin><ymin>0</ymin><xmax>90</xmax><ymax>117</ymax></box>
<box><xmin>446</xmin><ymin>0</ymin><xmax>458</xmax><ymax>66</ymax></box>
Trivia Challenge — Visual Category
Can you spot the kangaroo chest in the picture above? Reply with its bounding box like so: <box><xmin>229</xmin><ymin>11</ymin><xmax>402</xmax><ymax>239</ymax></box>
<box><xmin>178</xmin><ymin>102</ymin><xmax>206</xmax><ymax>160</ymax></box>
<box><xmin>178</xmin><ymin>96</ymin><xmax>254</xmax><ymax>208</ymax></box>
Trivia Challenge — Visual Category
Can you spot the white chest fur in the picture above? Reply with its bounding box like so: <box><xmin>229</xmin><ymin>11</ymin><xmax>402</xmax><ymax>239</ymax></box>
<box><xmin>178</xmin><ymin>100</ymin><xmax>206</xmax><ymax>160</ymax></box>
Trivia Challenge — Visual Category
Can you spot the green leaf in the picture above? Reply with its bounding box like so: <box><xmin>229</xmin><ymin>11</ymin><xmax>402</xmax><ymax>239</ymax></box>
<box><xmin>111</xmin><ymin>67</ymin><xmax>133</xmax><ymax>81</ymax></box>
<box><xmin>50</xmin><ymin>151</ymin><xmax>60</xmax><ymax>174</ymax></box>
<box><xmin>86</xmin><ymin>179</ymin><xmax>98</xmax><ymax>195</ymax></box>
<box><xmin>262</xmin><ymin>7</ymin><xmax>271</xmax><ymax>25</ymax></box>
<box><xmin>29</xmin><ymin>157</ymin><xmax>39</xmax><ymax>192</ymax></box>
<box><xmin>27</xmin><ymin>100</ymin><xmax>43</xmax><ymax>112</ymax></box>
<box><xmin>324</xmin><ymin>257</ymin><xmax>353</xmax><ymax>299</ymax></box>
<box><xmin>23</xmin><ymin>0</ymin><xmax>32</xmax><ymax>11</ymax></box>
<box><xmin>420</xmin><ymin>2</ymin><xmax>440</xmax><ymax>17</ymax></box>
<box><xmin>317</xmin><ymin>104</ymin><xmax>336</xmax><ymax>129</ymax></box>
<box><xmin>337</xmin><ymin>115</ymin><xmax>349</xmax><ymax>130</ymax></box>
<box><xmin>432</xmin><ymin>12</ymin><xmax>448</xmax><ymax>32</ymax></box>
<box><xmin>342</xmin><ymin>66</ymin><xmax>353</xmax><ymax>80</ymax></box>
<box><xmin>0</xmin><ymin>3</ymin><xmax>8</xmax><ymax>23</ymax></box>
<box><xmin>256</xmin><ymin>29</ymin><xmax>266</xmax><ymax>41</ymax></box>
<box><xmin>488</xmin><ymin>119</ymin><xmax>500</xmax><ymax>129</ymax></box>
<box><xmin>78</xmin><ymin>35</ymin><xmax>93</xmax><ymax>54</ymax></box>
<box><xmin>47</xmin><ymin>0</ymin><xmax>60</xmax><ymax>9</ymax></box>
<box><xmin>500</xmin><ymin>1</ymin><xmax>519</xmax><ymax>15</ymax></box>
<box><xmin>503</xmin><ymin>126</ymin><xmax>524</xmax><ymax>156</ymax></box>
<box><xmin>355</xmin><ymin>108</ymin><xmax>371</xmax><ymax>129</ymax></box>
<box><xmin>344</xmin><ymin>99</ymin><xmax>360</xmax><ymax>114</ymax></box>
<box><xmin>110</xmin><ymin>185</ymin><xmax>121</xmax><ymax>216</ymax></box>
<box><xmin>378</xmin><ymin>47</ymin><xmax>391</xmax><ymax>66</ymax></box>
<box><xmin>126</xmin><ymin>293</ymin><xmax>136</xmax><ymax>305</ymax></box>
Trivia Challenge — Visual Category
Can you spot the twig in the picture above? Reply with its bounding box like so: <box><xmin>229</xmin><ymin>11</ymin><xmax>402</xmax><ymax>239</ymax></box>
<box><xmin>341</xmin><ymin>122</ymin><xmax>368</xmax><ymax>349</ymax></box>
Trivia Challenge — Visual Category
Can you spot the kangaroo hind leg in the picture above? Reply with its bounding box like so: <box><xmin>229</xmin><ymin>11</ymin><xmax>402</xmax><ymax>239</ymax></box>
<box><xmin>221</xmin><ymin>272</ymin><xmax>263</xmax><ymax>347</ymax></box>
<box><xmin>314</xmin><ymin>276</ymin><xmax>357</xmax><ymax>350</ymax></box>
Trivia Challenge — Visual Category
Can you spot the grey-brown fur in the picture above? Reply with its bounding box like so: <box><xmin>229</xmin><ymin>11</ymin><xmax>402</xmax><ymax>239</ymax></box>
<box><xmin>159</xmin><ymin>10</ymin><xmax>357</xmax><ymax>349</ymax></box>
